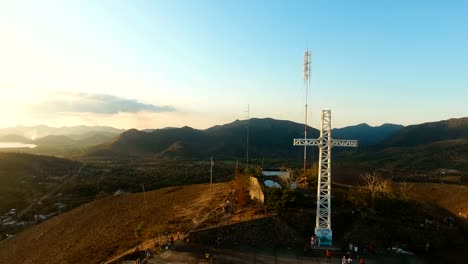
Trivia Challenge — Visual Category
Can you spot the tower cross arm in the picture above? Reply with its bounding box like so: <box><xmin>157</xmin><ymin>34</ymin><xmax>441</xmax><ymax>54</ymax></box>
<box><xmin>331</xmin><ymin>139</ymin><xmax>358</xmax><ymax>147</ymax></box>
<box><xmin>293</xmin><ymin>138</ymin><xmax>320</xmax><ymax>146</ymax></box>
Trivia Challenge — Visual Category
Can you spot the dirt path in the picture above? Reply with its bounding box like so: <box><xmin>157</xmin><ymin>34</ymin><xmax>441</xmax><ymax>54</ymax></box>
<box><xmin>144</xmin><ymin>244</ymin><xmax>425</xmax><ymax>264</ymax></box>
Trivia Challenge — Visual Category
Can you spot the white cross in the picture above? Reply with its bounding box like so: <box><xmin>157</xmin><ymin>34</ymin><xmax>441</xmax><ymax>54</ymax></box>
<box><xmin>293</xmin><ymin>110</ymin><xmax>358</xmax><ymax>246</ymax></box>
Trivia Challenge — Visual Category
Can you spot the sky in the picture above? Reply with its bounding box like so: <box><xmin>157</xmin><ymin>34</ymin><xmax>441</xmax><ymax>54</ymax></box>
<box><xmin>0</xmin><ymin>0</ymin><xmax>467</xmax><ymax>130</ymax></box>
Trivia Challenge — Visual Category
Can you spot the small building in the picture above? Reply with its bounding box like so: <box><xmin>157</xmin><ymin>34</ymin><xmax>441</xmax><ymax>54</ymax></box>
<box><xmin>260</xmin><ymin>169</ymin><xmax>295</xmax><ymax>189</ymax></box>
<box><xmin>261</xmin><ymin>169</ymin><xmax>290</xmax><ymax>178</ymax></box>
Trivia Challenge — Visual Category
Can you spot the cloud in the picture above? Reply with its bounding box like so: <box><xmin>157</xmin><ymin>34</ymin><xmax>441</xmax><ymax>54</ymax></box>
<box><xmin>31</xmin><ymin>92</ymin><xmax>176</xmax><ymax>114</ymax></box>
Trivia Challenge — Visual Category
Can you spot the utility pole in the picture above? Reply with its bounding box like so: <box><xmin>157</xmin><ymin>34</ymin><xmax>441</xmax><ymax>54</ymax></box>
<box><xmin>158</xmin><ymin>228</ymin><xmax>161</xmax><ymax>245</ymax></box>
<box><xmin>142</xmin><ymin>184</ymin><xmax>148</xmax><ymax>208</ymax></box>
<box><xmin>246</xmin><ymin>104</ymin><xmax>250</xmax><ymax>168</ymax></box>
<box><xmin>210</xmin><ymin>157</ymin><xmax>214</xmax><ymax>198</ymax></box>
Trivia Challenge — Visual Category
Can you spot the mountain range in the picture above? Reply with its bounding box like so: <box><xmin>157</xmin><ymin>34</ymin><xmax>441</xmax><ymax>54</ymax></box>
<box><xmin>1</xmin><ymin>118</ymin><xmax>467</xmax><ymax>168</ymax></box>
<box><xmin>0</xmin><ymin>125</ymin><xmax>123</xmax><ymax>141</ymax></box>
<box><xmin>380</xmin><ymin>117</ymin><xmax>468</xmax><ymax>147</ymax></box>
<box><xmin>85</xmin><ymin>117</ymin><xmax>462</xmax><ymax>160</ymax></box>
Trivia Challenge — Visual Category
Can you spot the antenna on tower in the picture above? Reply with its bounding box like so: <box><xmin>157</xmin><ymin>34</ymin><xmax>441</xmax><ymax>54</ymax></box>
<box><xmin>246</xmin><ymin>104</ymin><xmax>250</xmax><ymax>168</ymax></box>
<box><xmin>301</xmin><ymin>49</ymin><xmax>311</xmax><ymax>183</ymax></box>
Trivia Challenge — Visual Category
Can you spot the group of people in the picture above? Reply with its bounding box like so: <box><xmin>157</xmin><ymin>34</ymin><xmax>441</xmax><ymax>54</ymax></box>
<box><xmin>155</xmin><ymin>231</ymin><xmax>183</xmax><ymax>250</ymax></box>
<box><xmin>341</xmin><ymin>252</ymin><xmax>365</xmax><ymax>264</ymax></box>
<box><xmin>340</xmin><ymin>243</ymin><xmax>365</xmax><ymax>264</ymax></box>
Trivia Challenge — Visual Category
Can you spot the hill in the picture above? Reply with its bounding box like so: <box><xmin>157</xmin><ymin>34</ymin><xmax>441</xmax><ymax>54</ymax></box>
<box><xmin>381</xmin><ymin>117</ymin><xmax>468</xmax><ymax>147</ymax></box>
<box><xmin>0</xmin><ymin>125</ymin><xmax>123</xmax><ymax>141</ymax></box>
<box><xmin>32</xmin><ymin>133</ymin><xmax>118</xmax><ymax>148</ymax></box>
<box><xmin>332</xmin><ymin>123</ymin><xmax>403</xmax><ymax>146</ymax></box>
<box><xmin>86</xmin><ymin>118</ymin><xmax>319</xmax><ymax>159</ymax></box>
<box><xmin>407</xmin><ymin>182</ymin><xmax>468</xmax><ymax>217</ymax></box>
<box><xmin>0</xmin><ymin>183</ymin><xmax>231</xmax><ymax>264</ymax></box>
<box><xmin>338</xmin><ymin>139</ymin><xmax>468</xmax><ymax>184</ymax></box>
<box><xmin>33</xmin><ymin>135</ymin><xmax>77</xmax><ymax>147</ymax></box>
<box><xmin>0</xmin><ymin>153</ymin><xmax>81</xmax><ymax>214</ymax></box>
<box><xmin>0</xmin><ymin>131</ymin><xmax>121</xmax><ymax>157</ymax></box>
<box><xmin>0</xmin><ymin>134</ymin><xmax>32</xmax><ymax>143</ymax></box>
<box><xmin>0</xmin><ymin>180</ymin><xmax>466</xmax><ymax>264</ymax></box>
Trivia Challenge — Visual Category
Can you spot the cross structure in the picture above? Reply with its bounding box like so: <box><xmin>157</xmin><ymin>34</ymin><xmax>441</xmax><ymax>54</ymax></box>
<box><xmin>293</xmin><ymin>110</ymin><xmax>358</xmax><ymax>246</ymax></box>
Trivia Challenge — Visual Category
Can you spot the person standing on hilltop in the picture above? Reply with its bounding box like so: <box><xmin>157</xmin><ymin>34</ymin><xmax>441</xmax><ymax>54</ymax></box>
<box><xmin>326</xmin><ymin>249</ymin><xmax>331</xmax><ymax>261</ymax></box>
<box><xmin>310</xmin><ymin>235</ymin><xmax>316</xmax><ymax>247</ymax></box>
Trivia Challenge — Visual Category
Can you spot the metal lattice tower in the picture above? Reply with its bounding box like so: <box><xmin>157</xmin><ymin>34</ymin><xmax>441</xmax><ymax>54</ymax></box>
<box><xmin>300</xmin><ymin>49</ymin><xmax>311</xmax><ymax>183</ymax></box>
<box><xmin>293</xmin><ymin>110</ymin><xmax>358</xmax><ymax>246</ymax></box>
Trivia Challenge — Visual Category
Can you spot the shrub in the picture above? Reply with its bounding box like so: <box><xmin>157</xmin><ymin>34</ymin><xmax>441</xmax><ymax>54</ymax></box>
<box><xmin>134</xmin><ymin>222</ymin><xmax>145</xmax><ymax>238</ymax></box>
<box><xmin>263</xmin><ymin>187</ymin><xmax>296</xmax><ymax>212</ymax></box>
<box><xmin>232</xmin><ymin>173</ymin><xmax>250</xmax><ymax>208</ymax></box>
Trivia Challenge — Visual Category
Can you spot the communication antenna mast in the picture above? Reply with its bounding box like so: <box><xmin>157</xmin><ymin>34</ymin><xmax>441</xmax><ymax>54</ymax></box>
<box><xmin>246</xmin><ymin>104</ymin><xmax>250</xmax><ymax>168</ymax></box>
<box><xmin>301</xmin><ymin>49</ymin><xmax>311</xmax><ymax>182</ymax></box>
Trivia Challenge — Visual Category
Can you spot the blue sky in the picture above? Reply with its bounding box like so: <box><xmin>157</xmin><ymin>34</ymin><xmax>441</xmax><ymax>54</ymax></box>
<box><xmin>0</xmin><ymin>0</ymin><xmax>466</xmax><ymax>129</ymax></box>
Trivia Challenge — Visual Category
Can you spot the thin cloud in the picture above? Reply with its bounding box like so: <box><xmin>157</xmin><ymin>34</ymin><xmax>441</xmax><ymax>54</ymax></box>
<box><xmin>31</xmin><ymin>92</ymin><xmax>176</xmax><ymax>114</ymax></box>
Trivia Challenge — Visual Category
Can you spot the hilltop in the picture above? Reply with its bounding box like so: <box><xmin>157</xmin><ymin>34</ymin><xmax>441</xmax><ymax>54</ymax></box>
<box><xmin>381</xmin><ymin>117</ymin><xmax>468</xmax><ymax>147</ymax></box>
<box><xmin>0</xmin><ymin>183</ymin><xmax>232</xmax><ymax>264</ymax></box>
<box><xmin>85</xmin><ymin>118</ymin><xmax>319</xmax><ymax>159</ymax></box>
<box><xmin>0</xmin><ymin>125</ymin><xmax>124</xmax><ymax>140</ymax></box>
<box><xmin>0</xmin><ymin>179</ymin><xmax>466</xmax><ymax>264</ymax></box>
<box><xmin>83</xmin><ymin>118</ymin><xmax>405</xmax><ymax>159</ymax></box>
<box><xmin>332</xmin><ymin>123</ymin><xmax>403</xmax><ymax>146</ymax></box>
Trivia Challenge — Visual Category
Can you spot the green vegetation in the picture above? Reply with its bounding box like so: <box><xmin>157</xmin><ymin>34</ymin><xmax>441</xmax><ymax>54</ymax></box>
<box><xmin>134</xmin><ymin>222</ymin><xmax>145</xmax><ymax>238</ymax></box>
<box><xmin>58</xmin><ymin>159</ymin><xmax>234</xmax><ymax>202</ymax></box>
<box><xmin>263</xmin><ymin>187</ymin><xmax>296</xmax><ymax>212</ymax></box>
<box><xmin>0</xmin><ymin>153</ymin><xmax>80</xmax><ymax>214</ymax></box>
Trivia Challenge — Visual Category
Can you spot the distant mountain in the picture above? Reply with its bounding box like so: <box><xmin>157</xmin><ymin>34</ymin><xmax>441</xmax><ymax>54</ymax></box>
<box><xmin>66</xmin><ymin>131</ymin><xmax>120</xmax><ymax>141</ymax></box>
<box><xmin>0</xmin><ymin>125</ymin><xmax>124</xmax><ymax>140</ymax></box>
<box><xmin>337</xmin><ymin>117</ymin><xmax>468</xmax><ymax>181</ymax></box>
<box><xmin>86</xmin><ymin>118</ymin><xmax>319</xmax><ymax>159</ymax></box>
<box><xmin>76</xmin><ymin>132</ymin><xmax>118</xmax><ymax>146</ymax></box>
<box><xmin>332</xmin><ymin>123</ymin><xmax>403</xmax><ymax>146</ymax></box>
<box><xmin>34</xmin><ymin>135</ymin><xmax>77</xmax><ymax>147</ymax></box>
<box><xmin>29</xmin><ymin>133</ymin><xmax>119</xmax><ymax>149</ymax></box>
<box><xmin>142</xmin><ymin>127</ymin><xmax>178</xmax><ymax>132</ymax></box>
<box><xmin>381</xmin><ymin>117</ymin><xmax>468</xmax><ymax>147</ymax></box>
<box><xmin>0</xmin><ymin>134</ymin><xmax>32</xmax><ymax>143</ymax></box>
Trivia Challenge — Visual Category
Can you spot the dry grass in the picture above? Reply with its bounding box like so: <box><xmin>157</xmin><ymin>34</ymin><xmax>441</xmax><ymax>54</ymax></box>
<box><xmin>405</xmin><ymin>182</ymin><xmax>468</xmax><ymax>218</ymax></box>
<box><xmin>0</xmin><ymin>183</ymin><xmax>230</xmax><ymax>264</ymax></box>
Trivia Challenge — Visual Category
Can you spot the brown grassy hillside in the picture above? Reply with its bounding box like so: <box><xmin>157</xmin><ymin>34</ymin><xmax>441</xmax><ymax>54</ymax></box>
<box><xmin>0</xmin><ymin>183</ymin><xmax>230</xmax><ymax>264</ymax></box>
<box><xmin>407</xmin><ymin>182</ymin><xmax>468</xmax><ymax>217</ymax></box>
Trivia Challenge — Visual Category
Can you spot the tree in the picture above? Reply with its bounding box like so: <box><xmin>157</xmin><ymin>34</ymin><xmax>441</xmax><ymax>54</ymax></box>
<box><xmin>134</xmin><ymin>222</ymin><xmax>145</xmax><ymax>238</ymax></box>
<box><xmin>398</xmin><ymin>181</ymin><xmax>413</xmax><ymax>201</ymax></box>
<box><xmin>232</xmin><ymin>172</ymin><xmax>250</xmax><ymax>208</ymax></box>
<box><xmin>263</xmin><ymin>187</ymin><xmax>296</xmax><ymax>212</ymax></box>
<box><xmin>362</xmin><ymin>173</ymin><xmax>392</xmax><ymax>208</ymax></box>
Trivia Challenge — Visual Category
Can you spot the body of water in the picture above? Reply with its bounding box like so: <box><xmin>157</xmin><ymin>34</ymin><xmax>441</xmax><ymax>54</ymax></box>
<box><xmin>0</xmin><ymin>142</ymin><xmax>37</xmax><ymax>148</ymax></box>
